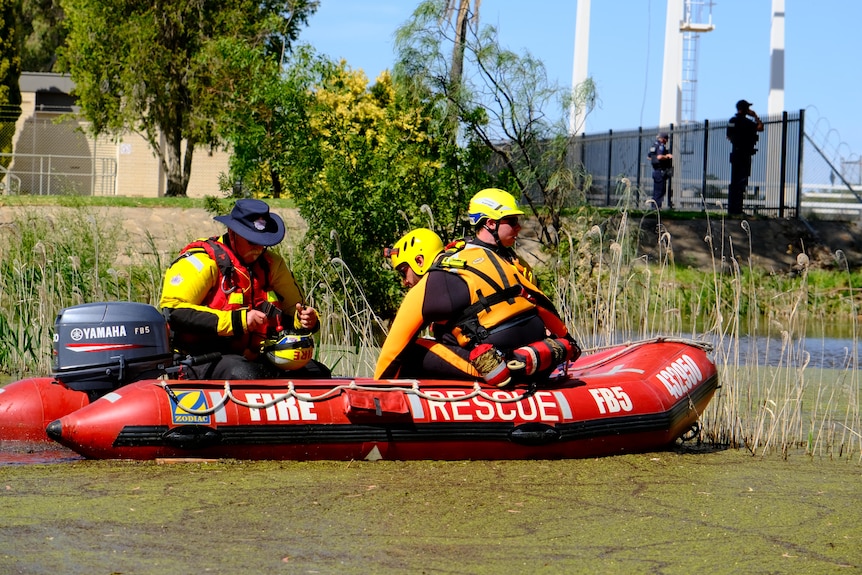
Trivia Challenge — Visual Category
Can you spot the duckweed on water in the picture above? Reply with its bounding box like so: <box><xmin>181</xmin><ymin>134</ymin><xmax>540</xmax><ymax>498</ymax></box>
<box><xmin>0</xmin><ymin>449</ymin><xmax>860</xmax><ymax>575</ymax></box>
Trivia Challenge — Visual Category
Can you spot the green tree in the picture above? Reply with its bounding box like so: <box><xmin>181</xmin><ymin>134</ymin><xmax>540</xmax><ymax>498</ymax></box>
<box><xmin>395</xmin><ymin>0</ymin><xmax>597</xmax><ymax>244</ymax></box>
<box><xmin>18</xmin><ymin>0</ymin><xmax>65</xmax><ymax>71</ymax></box>
<box><xmin>0</xmin><ymin>0</ymin><xmax>22</xmax><ymax>173</ymax></box>
<box><xmin>301</xmin><ymin>61</ymin><xmax>474</xmax><ymax>316</ymax></box>
<box><xmin>211</xmin><ymin>41</ymin><xmax>321</xmax><ymax>201</ymax></box>
<box><xmin>310</xmin><ymin>60</ymin><xmax>474</xmax><ymax>316</ymax></box>
<box><xmin>57</xmin><ymin>0</ymin><xmax>318</xmax><ymax>197</ymax></box>
<box><xmin>219</xmin><ymin>42</ymin><xmax>479</xmax><ymax>316</ymax></box>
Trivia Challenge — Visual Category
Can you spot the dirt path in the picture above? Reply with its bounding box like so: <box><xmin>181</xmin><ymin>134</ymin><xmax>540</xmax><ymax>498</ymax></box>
<box><xmin>637</xmin><ymin>215</ymin><xmax>862</xmax><ymax>272</ymax></box>
<box><xmin>0</xmin><ymin>205</ymin><xmax>308</xmax><ymax>267</ymax></box>
<box><xmin>2</xmin><ymin>205</ymin><xmax>859</xmax><ymax>272</ymax></box>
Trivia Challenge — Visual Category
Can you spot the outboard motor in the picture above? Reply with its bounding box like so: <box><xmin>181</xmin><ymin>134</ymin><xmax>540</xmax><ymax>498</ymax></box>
<box><xmin>52</xmin><ymin>302</ymin><xmax>173</xmax><ymax>394</ymax></box>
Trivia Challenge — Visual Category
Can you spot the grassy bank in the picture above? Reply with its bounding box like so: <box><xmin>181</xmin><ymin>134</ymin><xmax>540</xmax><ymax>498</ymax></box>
<box><xmin>0</xmin><ymin>198</ymin><xmax>859</xmax><ymax>459</ymax></box>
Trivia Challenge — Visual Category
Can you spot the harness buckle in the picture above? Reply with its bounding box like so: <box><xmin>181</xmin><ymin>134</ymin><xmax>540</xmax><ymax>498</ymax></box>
<box><xmin>439</xmin><ymin>255</ymin><xmax>466</xmax><ymax>269</ymax></box>
<box><xmin>220</xmin><ymin>275</ymin><xmax>236</xmax><ymax>294</ymax></box>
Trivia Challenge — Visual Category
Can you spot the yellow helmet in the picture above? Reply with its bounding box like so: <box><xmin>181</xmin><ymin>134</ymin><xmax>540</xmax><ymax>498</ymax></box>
<box><xmin>467</xmin><ymin>188</ymin><xmax>524</xmax><ymax>225</ymax></box>
<box><xmin>385</xmin><ymin>228</ymin><xmax>444</xmax><ymax>276</ymax></box>
<box><xmin>262</xmin><ymin>333</ymin><xmax>314</xmax><ymax>371</ymax></box>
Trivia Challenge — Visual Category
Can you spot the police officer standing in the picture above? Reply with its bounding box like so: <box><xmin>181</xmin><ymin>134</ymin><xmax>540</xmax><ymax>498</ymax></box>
<box><xmin>726</xmin><ymin>99</ymin><xmax>764</xmax><ymax>215</ymax></box>
<box><xmin>648</xmin><ymin>132</ymin><xmax>673</xmax><ymax>209</ymax></box>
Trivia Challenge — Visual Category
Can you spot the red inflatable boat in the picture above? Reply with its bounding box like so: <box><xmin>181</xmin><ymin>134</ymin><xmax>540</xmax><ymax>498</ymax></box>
<box><xmin>1</xmin><ymin>302</ymin><xmax>719</xmax><ymax>460</ymax></box>
<box><xmin>46</xmin><ymin>338</ymin><xmax>719</xmax><ymax>461</ymax></box>
<box><xmin>0</xmin><ymin>377</ymin><xmax>91</xmax><ymax>442</ymax></box>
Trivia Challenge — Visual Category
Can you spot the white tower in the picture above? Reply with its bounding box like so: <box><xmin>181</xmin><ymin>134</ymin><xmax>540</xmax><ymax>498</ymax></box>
<box><xmin>767</xmin><ymin>0</ymin><xmax>786</xmax><ymax>211</ymax></box>
<box><xmin>660</xmin><ymin>0</ymin><xmax>714</xmax><ymax>129</ymax></box>
<box><xmin>659</xmin><ymin>0</ymin><xmax>683</xmax><ymax>130</ymax></box>
<box><xmin>767</xmin><ymin>0</ymin><xmax>785</xmax><ymax>115</ymax></box>
<box><xmin>680</xmin><ymin>1</ymin><xmax>714</xmax><ymax>124</ymax></box>
<box><xmin>568</xmin><ymin>0</ymin><xmax>591</xmax><ymax>135</ymax></box>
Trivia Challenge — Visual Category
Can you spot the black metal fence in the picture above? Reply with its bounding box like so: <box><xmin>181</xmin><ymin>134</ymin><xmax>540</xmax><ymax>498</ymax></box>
<box><xmin>571</xmin><ymin>110</ymin><xmax>804</xmax><ymax>218</ymax></box>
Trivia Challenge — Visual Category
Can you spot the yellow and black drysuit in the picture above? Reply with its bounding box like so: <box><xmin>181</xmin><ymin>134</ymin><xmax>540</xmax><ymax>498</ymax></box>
<box><xmin>159</xmin><ymin>234</ymin><xmax>329</xmax><ymax>379</ymax></box>
<box><xmin>374</xmin><ymin>241</ymin><xmax>570</xmax><ymax>381</ymax></box>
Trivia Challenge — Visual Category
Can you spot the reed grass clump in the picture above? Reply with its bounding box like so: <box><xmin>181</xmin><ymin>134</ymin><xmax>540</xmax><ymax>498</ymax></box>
<box><xmin>0</xmin><ymin>207</ymin><xmax>167</xmax><ymax>375</ymax></box>
<box><xmin>0</xmin><ymin>202</ymin><xmax>859</xmax><ymax>460</ymax></box>
<box><xmin>547</xmin><ymin>199</ymin><xmax>860</xmax><ymax>460</ymax></box>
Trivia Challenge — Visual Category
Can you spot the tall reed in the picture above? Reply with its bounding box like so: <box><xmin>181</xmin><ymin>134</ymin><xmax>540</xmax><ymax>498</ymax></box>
<box><xmin>280</xmin><ymin>239</ymin><xmax>387</xmax><ymax>378</ymax></box>
<box><xmin>546</xmin><ymin>187</ymin><xmax>860</xmax><ymax>460</ymax></box>
<box><xmin>0</xmin><ymin>207</ymin><xmax>167</xmax><ymax>376</ymax></box>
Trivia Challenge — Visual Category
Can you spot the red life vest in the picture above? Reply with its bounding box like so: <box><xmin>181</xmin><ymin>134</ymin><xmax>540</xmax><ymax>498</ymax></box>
<box><xmin>174</xmin><ymin>237</ymin><xmax>283</xmax><ymax>355</ymax></box>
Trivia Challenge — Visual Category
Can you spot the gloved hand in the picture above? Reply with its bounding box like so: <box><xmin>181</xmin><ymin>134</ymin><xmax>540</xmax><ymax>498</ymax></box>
<box><xmin>469</xmin><ymin>343</ymin><xmax>512</xmax><ymax>388</ymax></box>
<box><xmin>566</xmin><ymin>335</ymin><xmax>582</xmax><ymax>364</ymax></box>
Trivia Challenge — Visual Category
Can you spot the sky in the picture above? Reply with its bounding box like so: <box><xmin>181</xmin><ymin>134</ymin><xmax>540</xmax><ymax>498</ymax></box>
<box><xmin>300</xmin><ymin>0</ymin><xmax>862</xmax><ymax>165</ymax></box>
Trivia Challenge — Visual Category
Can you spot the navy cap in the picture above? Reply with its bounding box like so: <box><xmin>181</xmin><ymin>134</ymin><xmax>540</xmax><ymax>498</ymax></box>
<box><xmin>214</xmin><ymin>199</ymin><xmax>285</xmax><ymax>247</ymax></box>
<box><xmin>736</xmin><ymin>99</ymin><xmax>753</xmax><ymax>111</ymax></box>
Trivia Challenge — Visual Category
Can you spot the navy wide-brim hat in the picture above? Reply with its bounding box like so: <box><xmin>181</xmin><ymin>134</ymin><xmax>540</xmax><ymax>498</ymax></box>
<box><xmin>214</xmin><ymin>199</ymin><xmax>285</xmax><ymax>247</ymax></box>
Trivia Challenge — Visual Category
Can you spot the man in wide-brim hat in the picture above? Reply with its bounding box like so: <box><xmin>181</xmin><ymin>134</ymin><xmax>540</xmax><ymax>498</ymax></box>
<box><xmin>159</xmin><ymin>198</ymin><xmax>330</xmax><ymax>379</ymax></box>
<box><xmin>212</xmin><ymin>197</ymin><xmax>288</xmax><ymax>247</ymax></box>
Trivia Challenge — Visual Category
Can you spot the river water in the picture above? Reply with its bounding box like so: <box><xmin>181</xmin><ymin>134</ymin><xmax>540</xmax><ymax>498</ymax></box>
<box><xmin>719</xmin><ymin>334</ymin><xmax>860</xmax><ymax>369</ymax></box>
<box><xmin>2</xmin><ymin>451</ymin><xmax>859</xmax><ymax>574</ymax></box>
<box><xmin>0</xmin><ymin>441</ymin><xmax>82</xmax><ymax>465</ymax></box>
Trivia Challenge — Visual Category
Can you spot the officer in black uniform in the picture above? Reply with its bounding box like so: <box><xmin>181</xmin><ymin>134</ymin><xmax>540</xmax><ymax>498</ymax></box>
<box><xmin>648</xmin><ymin>132</ymin><xmax>673</xmax><ymax>209</ymax></box>
<box><xmin>726</xmin><ymin>99</ymin><xmax>764</xmax><ymax>215</ymax></box>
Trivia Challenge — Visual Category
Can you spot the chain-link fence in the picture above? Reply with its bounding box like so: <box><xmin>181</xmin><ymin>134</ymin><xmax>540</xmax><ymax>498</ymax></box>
<box><xmin>798</xmin><ymin>132</ymin><xmax>862</xmax><ymax>220</ymax></box>
<box><xmin>1</xmin><ymin>106</ymin><xmax>117</xmax><ymax>196</ymax></box>
<box><xmin>1</xmin><ymin>104</ymin><xmax>22</xmax><ymax>194</ymax></box>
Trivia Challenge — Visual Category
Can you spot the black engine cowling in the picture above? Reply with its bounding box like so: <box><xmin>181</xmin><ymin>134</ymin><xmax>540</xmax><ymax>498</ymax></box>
<box><xmin>52</xmin><ymin>302</ymin><xmax>173</xmax><ymax>392</ymax></box>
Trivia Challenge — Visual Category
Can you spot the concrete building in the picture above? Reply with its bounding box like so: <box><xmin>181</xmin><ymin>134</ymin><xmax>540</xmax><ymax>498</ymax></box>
<box><xmin>7</xmin><ymin>72</ymin><xmax>229</xmax><ymax>198</ymax></box>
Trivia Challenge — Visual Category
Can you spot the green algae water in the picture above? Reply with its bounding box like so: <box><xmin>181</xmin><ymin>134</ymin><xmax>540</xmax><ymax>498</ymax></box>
<box><xmin>0</xmin><ymin>449</ymin><xmax>859</xmax><ymax>575</ymax></box>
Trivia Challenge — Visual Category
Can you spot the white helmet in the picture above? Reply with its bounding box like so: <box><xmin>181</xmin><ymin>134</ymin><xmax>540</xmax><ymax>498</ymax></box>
<box><xmin>262</xmin><ymin>333</ymin><xmax>314</xmax><ymax>371</ymax></box>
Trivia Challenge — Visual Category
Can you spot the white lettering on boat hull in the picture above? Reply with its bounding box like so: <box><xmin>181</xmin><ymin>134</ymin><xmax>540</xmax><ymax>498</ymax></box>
<box><xmin>655</xmin><ymin>354</ymin><xmax>704</xmax><ymax>399</ymax></box>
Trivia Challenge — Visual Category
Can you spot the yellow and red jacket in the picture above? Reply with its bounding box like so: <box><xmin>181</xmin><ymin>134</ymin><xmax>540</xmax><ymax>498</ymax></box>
<box><xmin>375</xmin><ymin>245</ymin><xmax>554</xmax><ymax>379</ymax></box>
<box><xmin>159</xmin><ymin>235</ymin><xmax>305</xmax><ymax>357</ymax></box>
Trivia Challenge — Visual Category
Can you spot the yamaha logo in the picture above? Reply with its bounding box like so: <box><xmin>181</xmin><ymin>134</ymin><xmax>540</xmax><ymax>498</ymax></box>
<box><xmin>68</xmin><ymin>325</ymin><xmax>128</xmax><ymax>340</ymax></box>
